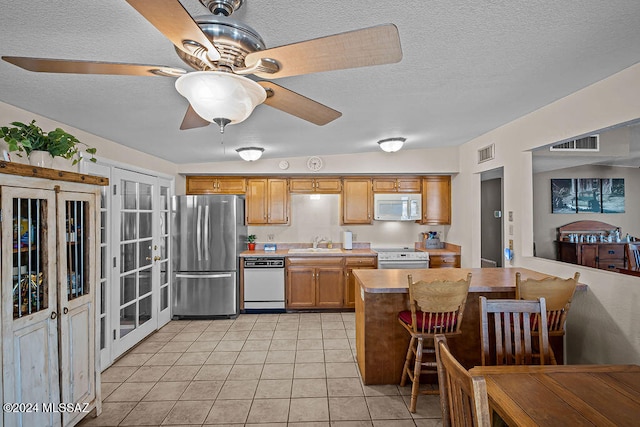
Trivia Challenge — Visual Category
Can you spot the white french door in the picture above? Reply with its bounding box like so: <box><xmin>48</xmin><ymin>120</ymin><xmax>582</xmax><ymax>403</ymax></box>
<box><xmin>110</xmin><ymin>169</ymin><xmax>172</xmax><ymax>358</ymax></box>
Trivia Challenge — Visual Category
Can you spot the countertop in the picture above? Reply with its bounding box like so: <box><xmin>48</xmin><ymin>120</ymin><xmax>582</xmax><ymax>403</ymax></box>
<box><xmin>352</xmin><ymin>267</ymin><xmax>558</xmax><ymax>293</ymax></box>
<box><xmin>239</xmin><ymin>248</ymin><xmax>377</xmax><ymax>257</ymax></box>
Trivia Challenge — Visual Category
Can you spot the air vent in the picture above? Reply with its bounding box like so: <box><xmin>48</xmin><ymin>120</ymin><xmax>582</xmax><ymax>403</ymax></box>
<box><xmin>550</xmin><ymin>135</ymin><xmax>599</xmax><ymax>152</ymax></box>
<box><xmin>478</xmin><ymin>144</ymin><xmax>495</xmax><ymax>163</ymax></box>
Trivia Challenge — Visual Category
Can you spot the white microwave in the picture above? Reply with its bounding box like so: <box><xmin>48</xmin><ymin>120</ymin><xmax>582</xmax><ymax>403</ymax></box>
<box><xmin>374</xmin><ymin>193</ymin><xmax>422</xmax><ymax>221</ymax></box>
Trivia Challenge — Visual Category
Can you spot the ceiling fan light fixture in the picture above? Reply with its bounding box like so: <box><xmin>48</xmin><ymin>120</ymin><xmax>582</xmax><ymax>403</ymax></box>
<box><xmin>378</xmin><ymin>137</ymin><xmax>406</xmax><ymax>153</ymax></box>
<box><xmin>175</xmin><ymin>71</ymin><xmax>266</xmax><ymax>131</ymax></box>
<box><xmin>236</xmin><ymin>147</ymin><xmax>264</xmax><ymax>161</ymax></box>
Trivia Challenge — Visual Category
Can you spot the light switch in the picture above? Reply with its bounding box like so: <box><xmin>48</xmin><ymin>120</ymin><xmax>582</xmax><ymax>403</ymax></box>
<box><xmin>508</xmin><ymin>211</ymin><xmax>513</xmax><ymax>222</ymax></box>
<box><xmin>509</xmin><ymin>225</ymin><xmax>513</xmax><ymax>235</ymax></box>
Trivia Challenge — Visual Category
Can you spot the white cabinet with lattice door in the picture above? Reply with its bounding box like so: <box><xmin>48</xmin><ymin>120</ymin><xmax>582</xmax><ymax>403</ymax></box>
<box><xmin>0</xmin><ymin>164</ymin><xmax>105</xmax><ymax>427</ymax></box>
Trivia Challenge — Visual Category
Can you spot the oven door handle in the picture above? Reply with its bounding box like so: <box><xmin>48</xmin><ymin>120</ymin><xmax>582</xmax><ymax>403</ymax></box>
<box><xmin>176</xmin><ymin>273</ymin><xmax>233</xmax><ymax>279</ymax></box>
<box><xmin>378</xmin><ymin>260</ymin><xmax>430</xmax><ymax>268</ymax></box>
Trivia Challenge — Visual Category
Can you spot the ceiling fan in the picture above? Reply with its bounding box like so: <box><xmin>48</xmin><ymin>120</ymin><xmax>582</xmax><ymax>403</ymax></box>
<box><xmin>2</xmin><ymin>0</ymin><xmax>402</xmax><ymax>133</ymax></box>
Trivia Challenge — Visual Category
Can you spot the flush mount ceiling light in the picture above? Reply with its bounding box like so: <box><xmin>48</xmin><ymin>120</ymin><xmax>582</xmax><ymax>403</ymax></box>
<box><xmin>175</xmin><ymin>71</ymin><xmax>267</xmax><ymax>133</ymax></box>
<box><xmin>236</xmin><ymin>147</ymin><xmax>264</xmax><ymax>161</ymax></box>
<box><xmin>377</xmin><ymin>137</ymin><xmax>406</xmax><ymax>153</ymax></box>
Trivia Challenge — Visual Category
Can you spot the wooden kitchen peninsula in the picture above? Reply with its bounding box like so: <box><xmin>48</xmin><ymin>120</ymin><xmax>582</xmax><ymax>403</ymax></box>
<box><xmin>353</xmin><ymin>268</ymin><xmax>568</xmax><ymax>385</ymax></box>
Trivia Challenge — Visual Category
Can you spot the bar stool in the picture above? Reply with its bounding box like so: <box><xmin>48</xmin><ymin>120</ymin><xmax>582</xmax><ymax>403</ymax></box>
<box><xmin>398</xmin><ymin>273</ymin><xmax>472</xmax><ymax>413</ymax></box>
<box><xmin>515</xmin><ymin>271</ymin><xmax>579</xmax><ymax>364</ymax></box>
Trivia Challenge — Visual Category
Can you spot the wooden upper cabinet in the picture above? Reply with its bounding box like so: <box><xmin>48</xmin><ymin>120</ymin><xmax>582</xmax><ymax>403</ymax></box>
<box><xmin>246</xmin><ymin>178</ymin><xmax>289</xmax><ymax>225</ymax></box>
<box><xmin>290</xmin><ymin>177</ymin><xmax>342</xmax><ymax>193</ymax></box>
<box><xmin>421</xmin><ymin>176</ymin><xmax>451</xmax><ymax>225</ymax></box>
<box><xmin>373</xmin><ymin>177</ymin><xmax>421</xmax><ymax>193</ymax></box>
<box><xmin>186</xmin><ymin>176</ymin><xmax>246</xmax><ymax>194</ymax></box>
<box><xmin>342</xmin><ymin>178</ymin><xmax>372</xmax><ymax>224</ymax></box>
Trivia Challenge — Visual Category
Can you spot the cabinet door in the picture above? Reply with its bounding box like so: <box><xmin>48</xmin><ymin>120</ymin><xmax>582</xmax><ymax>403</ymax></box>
<box><xmin>186</xmin><ymin>176</ymin><xmax>217</xmax><ymax>194</ymax></box>
<box><xmin>217</xmin><ymin>177</ymin><xmax>246</xmax><ymax>194</ymax></box>
<box><xmin>314</xmin><ymin>178</ymin><xmax>342</xmax><ymax>193</ymax></box>
<box><xmin>289</xmin><ymin>178</ymin><xmax>315</xmax><ymax>193</ymax></box>
<box><xmin>580</xmin><ymin>245</ymin><xmax>598</xmax><ymax>268</ymax></box>
<box><xmin>246</xmin><ymin>179</ymin><xmax>268</xmax><ymax>224</ymax></box>
<box><xmin>422</xmin><ymin>176</ymin><xmax>451</xmax><ymax>225</ymax></box>
<box><xmin>396</xmin><ymin>177</ymin><xmax>421</xmax><ymax>193</ymax></box>
<box><xmin>344</xmin><ymin>257</ymin><xmax>377</xmax><ymax>308</ymax></box>
<box><xmin>316</xmin><ymin>267</ymin><xmax>344</xmax><ymax>308</ymax></box>
<box><xmin>372</xmin><ymin>178</ymin><xmax>398</xmax><ymax>192</ymax></box>
<box><xmin>1</xmin><ymin>187</ymin><xmax>61</xmax><ymax>427</ymax></box>
<box><xmin>287</xmin><ymin>267</ymin><xmax>315</xmax><ymax>308</ymax></box>
<box><xmin>342</xmin><ymin>178</ymin><xmax>372</xmax><ymax>224</ymax></box>
<box><xmin>267</xmin><ymin>179</ymin><xmax>289</xmax><ymax>224</ymax></box>
<box><xmin>57</xmin><ymin>191</ymin><xmax>98</xmax><ymax>427</ymax></box>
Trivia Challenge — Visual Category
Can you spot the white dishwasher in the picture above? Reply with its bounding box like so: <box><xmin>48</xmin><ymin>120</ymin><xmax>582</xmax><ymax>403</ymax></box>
<box><xmin>243</xmin><ymin>257</ymin><xmax>285</xmax><ymax>311</ymax></box>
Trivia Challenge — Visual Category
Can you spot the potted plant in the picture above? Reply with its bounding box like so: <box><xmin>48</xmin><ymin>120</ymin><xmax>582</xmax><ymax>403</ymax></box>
<box><xmin>0</xmin><ymin>120</ymin><xmax>97</xmax><ymax>168</ymax></box>
<box><xmin>247</xmin><ymin>234</ymin><xmax>257</xmax><ymax>251</ymax></box>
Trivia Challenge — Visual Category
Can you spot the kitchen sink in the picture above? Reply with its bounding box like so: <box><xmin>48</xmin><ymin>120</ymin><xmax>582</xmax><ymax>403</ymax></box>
<box><xmin>288</xmin><ymin>248</ymin><xmax>343</xmax><ymax>253</ymax></box>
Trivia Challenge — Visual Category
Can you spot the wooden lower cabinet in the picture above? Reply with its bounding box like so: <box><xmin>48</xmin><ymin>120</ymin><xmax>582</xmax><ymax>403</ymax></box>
<box><xmin>344</xmin><ymin>257</ymin><xmax>377</xmax><ymax>308</ymax></box>
<box><xmin>429</xmin><ymin>254</ymin><xmax>461</xmax><ymax>268</ymax></box>
<box><xmin>286</xmin><ymin>257</ymin><xmax>346</xmax><ymax>309</ymax></box>
<box><xmin>557</xmin><ymin>241</ymin><xmax>626</xmax><ymax>270</ymax></box>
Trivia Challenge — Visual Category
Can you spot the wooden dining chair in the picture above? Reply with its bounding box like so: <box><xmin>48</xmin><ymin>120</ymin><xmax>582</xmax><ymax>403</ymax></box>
<box><xmin>435</xmin><ymin>335</ymin><xmax>491</xmax><ymax>427</ymax></box>
<box><xmin>626</xmin><ymin>243</ymin><xmax>640</xmax><ymax>269</ymax></box>
<box><xmin>516</xmin><ymin>272</ymin><xmax>579</xmax><ymax>364</ymax></box>
<box><xmin>479</xmin><ymin>296</ymin><xmax>551</xmax><ymax>366</ymax></box>
<box><xmin>398</xmin><ymin>273</ymin><xmax>472</xmax><ymax>413</ymax></box>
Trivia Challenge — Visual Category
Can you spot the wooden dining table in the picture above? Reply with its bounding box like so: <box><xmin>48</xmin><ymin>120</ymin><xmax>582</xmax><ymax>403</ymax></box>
<box><xmin>468</xmin><ymin>364</ymin><xmax>640</xmax><ymax>426</ymax></box>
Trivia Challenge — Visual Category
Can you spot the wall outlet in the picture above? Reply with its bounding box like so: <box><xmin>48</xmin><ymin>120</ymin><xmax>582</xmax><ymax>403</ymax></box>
<box><xmin>508</xmin><ymin>211</ymin><xmax>513</xmax><ymax>222</ymax></box>
<box><xmin>267</xmin><ymin>234</ymin><xmax>275</xmax><ymax>242</ymax></box>
<box><xmin>352</xmin><ymin>233</ymin><xmax>357</xmax><ymax>241</ymax></box>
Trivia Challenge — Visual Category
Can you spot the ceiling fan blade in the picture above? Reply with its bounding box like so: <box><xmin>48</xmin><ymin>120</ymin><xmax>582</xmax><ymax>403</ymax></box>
<box><xmin>126</xmin><ymin>0</ymin><xmax>221</xmax><ymax>61</ymax></box>
<box><xmin>2</xmin><ymin>56</ymin><xmax>186</xmax><ymax>77</ymax></box>
<box><xmin>180</xmin><ymin>105</ymin><xmax>210</xmax><ymax>130</ymax></box>
<box><xmin>257</xmin><ymin>81</ymin><xmax>341</xmax><ymax>126</ymax></box>
<box><xmin>246</xmin><ymin>24</ymin><xmax>402</xmax><ymax>79</ymax></box>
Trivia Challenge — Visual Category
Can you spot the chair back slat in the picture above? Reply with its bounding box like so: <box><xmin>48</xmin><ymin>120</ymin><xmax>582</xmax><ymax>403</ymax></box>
<box><xmin>480</xmin><ymin>297</ymin><xmax>551</xmax><ymax>366</ymax></box>
<box><xmin>626</xmin><ymin>243</ymin><xmax>640</xmax><ymax>269</ymax></box>
<box><xmin>435</xmin><ymin>335</ymin><xmax>491</xmax><ymax>427</ymax></box>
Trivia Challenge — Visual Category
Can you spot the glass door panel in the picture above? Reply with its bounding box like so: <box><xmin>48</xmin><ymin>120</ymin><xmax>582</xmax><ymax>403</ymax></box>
<box><xmin>157</xmin><ymin>180</ymin><xmax>172</xmax><ymax>326</ymax></box>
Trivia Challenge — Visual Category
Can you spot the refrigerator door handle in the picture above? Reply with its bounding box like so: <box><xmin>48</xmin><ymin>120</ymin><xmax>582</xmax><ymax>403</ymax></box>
<box><xmin>204</xmin><ymin>205</ymin><xmax>210</xmax><ymax>260</ymax></box>
<box><xmin>176</xmin><ymin>273</ymin><xmax>234</xmax><ymax>279</ymax></box>
<box><xmin>196</xmin><ymin>205</ymin><xmax>202</xmax><ymax>261</ymax></box>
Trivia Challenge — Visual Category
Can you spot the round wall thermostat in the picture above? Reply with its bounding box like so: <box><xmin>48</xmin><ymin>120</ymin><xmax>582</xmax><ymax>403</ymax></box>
<box><xmin>306</xmin><ymin>156</ymin><xmax>323</xmax><ymax>171</ymax></box>
<box><xmin>278</xmin><ymin>160</ymin><xmax>290</xmax><ymax>170</ymax></box>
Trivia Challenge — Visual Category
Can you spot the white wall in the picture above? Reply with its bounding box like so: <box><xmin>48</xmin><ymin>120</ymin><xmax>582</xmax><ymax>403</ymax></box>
<box><xmin>451</xmin><ymin>62</ymin><xmax>640</xmax><ymax>364</ymax></box>
<box><xmin>0</xmin><ymin>102</ymin><xmax>178</xmax><ymax>178</ymax></box>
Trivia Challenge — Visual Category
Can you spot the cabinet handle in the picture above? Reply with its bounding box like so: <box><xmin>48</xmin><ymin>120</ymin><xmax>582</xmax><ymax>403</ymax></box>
<box><xmin>50</xmin><ymin>311</ymin><xmax>57</xmax><ymax>320</ymax></box>
<box><xmin>63</xmin><ymin>307</ymin><xmax>69</xmax><ymax>315</ymax></box>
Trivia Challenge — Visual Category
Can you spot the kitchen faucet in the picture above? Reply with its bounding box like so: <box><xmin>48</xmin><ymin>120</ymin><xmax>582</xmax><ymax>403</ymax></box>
<box><xmin>312</xmin><ymin>235</ymin><xmax>327</xmax><ymax>248</ymax></box>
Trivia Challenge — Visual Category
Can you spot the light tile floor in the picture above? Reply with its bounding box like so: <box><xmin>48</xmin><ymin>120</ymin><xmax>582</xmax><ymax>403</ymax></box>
<box><xmin>79</xmin><ymin>312</ymin><xmax>443</xmax><ymax>426</ymax></box>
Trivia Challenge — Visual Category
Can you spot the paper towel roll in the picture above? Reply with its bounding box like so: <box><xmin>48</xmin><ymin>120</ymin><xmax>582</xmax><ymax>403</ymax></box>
<box><xmin>343</xmin><ymin>231</ymin><xmax>353</xmax><ymax>250</ymax></box>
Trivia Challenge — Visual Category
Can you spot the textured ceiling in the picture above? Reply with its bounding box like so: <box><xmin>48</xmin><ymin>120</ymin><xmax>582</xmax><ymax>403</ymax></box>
<box><xmin>1</xmin><ymin>0</ymin><xmax>639</xmax><ymax>164</ymax></box>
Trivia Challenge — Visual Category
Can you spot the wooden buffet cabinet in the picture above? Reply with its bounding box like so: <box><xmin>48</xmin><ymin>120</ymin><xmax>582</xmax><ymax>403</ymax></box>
<box><xmin>187</xmin><ymin>174</ymin><xmax>452</xmax><ymax>226</ymax></box>
<box><xmin>556</xmin><ymin>220</ymin><xmax>629</xmax><ymax>271</ymax></box>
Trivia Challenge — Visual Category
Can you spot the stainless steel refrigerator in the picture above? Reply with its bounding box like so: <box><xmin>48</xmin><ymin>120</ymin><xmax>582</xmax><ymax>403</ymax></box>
<box><xmin>171</xmin><ymin>195</ymin><xmax>246</xmax><ymax>318</ymax></box>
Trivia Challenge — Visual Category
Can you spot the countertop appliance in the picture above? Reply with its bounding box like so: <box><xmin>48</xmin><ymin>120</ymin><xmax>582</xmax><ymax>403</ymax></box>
<box><xmin>374</xmin><ymin>194</ymin><xmax>422</xmax><ymax>221</ymax></box>
<box><xmin>171</xmin><ymin>195</ymin><xmax>246</xmax><ymax>318</ymax></box>
<box><xmin>375</xmin><ymin>247</ymin><xmax>430</xmax><ymax>269</ymax></box>
<box><xmin>243</xmin><ymin>257</ymin><xmax>286</xmax><ymax>311</ymax></box>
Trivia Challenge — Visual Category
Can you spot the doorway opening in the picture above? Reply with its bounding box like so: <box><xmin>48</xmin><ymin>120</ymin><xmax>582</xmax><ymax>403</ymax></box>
<box><xmin>481</xmin><ymin>168</ymin><xmax>504</xmax><ymax>267</ymax></box>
